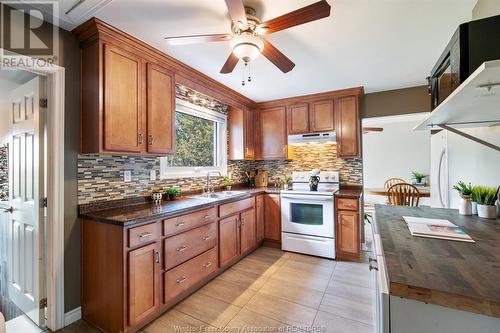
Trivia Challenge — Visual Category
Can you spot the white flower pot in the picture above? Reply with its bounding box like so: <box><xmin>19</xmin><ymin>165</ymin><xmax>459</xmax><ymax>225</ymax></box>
<box><xmin>471</xmin><ymin>201</ymin><xmax>478</xmax><ymax>215</ymax></box>
<box><xmin>459</xmin><ymin>196</ymin><xmax>472</xmax><ymax>216</ymax></box>
<box><xmin>477</xmin><ymin>204</ymin><xmax>496</xmax><ymax>219</ymax></box>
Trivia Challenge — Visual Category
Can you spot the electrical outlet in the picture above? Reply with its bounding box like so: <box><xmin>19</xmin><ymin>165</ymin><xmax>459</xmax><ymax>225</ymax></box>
<box><xmin>124</xmin><ymin>170</ymin><xmax>132</xmax><ymax>182</ymax></box>
<box><xmin>150</xmin><ymin>170</ymin><xmax>156</xmax><ymax>181</ymax></box>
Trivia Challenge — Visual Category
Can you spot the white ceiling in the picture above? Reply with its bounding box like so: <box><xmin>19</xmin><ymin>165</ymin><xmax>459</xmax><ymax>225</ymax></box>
<box><xmin>63</xmin><ymin>0</ymin><xmax>476</xmax><ymax>101</ymax></box>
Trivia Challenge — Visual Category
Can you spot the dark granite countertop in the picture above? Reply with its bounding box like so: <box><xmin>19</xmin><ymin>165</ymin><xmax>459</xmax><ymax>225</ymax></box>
<box><xmin>79</xmin><ymin>187</ymin><xmax>279</xmax><ymax>227</ymax></box>
<box><xmin>374</xmin><ymin>204</ymin><xmax>500</xmax><ymax>318</ymax></box>
<box><xmin>334</xmin><ymin>188</ymin><xmax>363</xmax><ymax>199</ymax></box>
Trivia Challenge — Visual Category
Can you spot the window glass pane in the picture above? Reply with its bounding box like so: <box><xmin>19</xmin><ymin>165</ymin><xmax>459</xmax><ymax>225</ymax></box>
<box><xmin>170</xmin><ymin>112</ymin><xmax>216</xmax><ymax>167</ymax></box>
<box><xmin>290</xmin><ymin>203</ymin><xmax>323</xmax><ymax>225</ymax></box>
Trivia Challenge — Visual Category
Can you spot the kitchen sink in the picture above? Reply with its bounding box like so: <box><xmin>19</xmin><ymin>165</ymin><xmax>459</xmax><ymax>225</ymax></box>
<box><xmin>190</xmin><ymin>191</ymin><xmax>247</xmax><ymax>200</ymax></box>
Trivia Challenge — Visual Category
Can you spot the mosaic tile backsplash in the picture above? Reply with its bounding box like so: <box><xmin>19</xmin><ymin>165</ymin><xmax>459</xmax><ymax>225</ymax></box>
<box><xmin>77</xmin><ymin>143</ymin><xmax>362</xmax><ymax>204</ymax></box>
<box><xmin>0</xmin><ymin>146</ymin><xmax>7</xmax><ymax>201</ymax></box>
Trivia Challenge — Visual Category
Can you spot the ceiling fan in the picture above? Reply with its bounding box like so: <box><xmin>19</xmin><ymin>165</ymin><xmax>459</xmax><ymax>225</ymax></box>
<box><xmin>165</xmin><ymin>0</ymin><xmax>331</xmax><ymax>79</ymax></box>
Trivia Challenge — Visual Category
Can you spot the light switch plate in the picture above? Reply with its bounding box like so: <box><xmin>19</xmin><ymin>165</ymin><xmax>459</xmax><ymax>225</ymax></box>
<box><xmin>150</xmin><ymin>170</ymin><xmax>156</xmax><ymax>181</ymax></box>
<box><xmin>124</xmin><ymin>170</ymin><xmax>132</xmax><ymax>182</ymax></box>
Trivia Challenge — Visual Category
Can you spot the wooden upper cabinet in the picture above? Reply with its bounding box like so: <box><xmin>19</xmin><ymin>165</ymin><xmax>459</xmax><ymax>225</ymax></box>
<box><xmin>128</xmin><ymin>243</ymin><xmax>160</xmax><ymax>327</ymax></box>
<box><xmin>256</xmin><ymin>106</ymin><xmax>287</xmax><ymax>160</ymax></box>
<box><xmin>146</xmin><ymin>63</ymin><xmax>175</xmax><ymax>154</ymax></box>
<box><xmin>336</xmin><ymin>95</ymin><xmax>360</xmax><ymax>158</ymax></box>
<box><xmin>228</xmin><ymin>107</ymin><xmax>254</xmax><ymax>160</ymax></box>
<box><xmin>310</xmin><ymin>99</ymin><xmax>335</xmax><ymax>132</ymax></box>
<box><xmin>264</xmin><ymin>194</ymin><xmax>281</xmax><ymax>243</ymax></box>
<box><xmin>287</xmin><ymin>103</ymin><xmax>309</xmax><ymax>134</ymax></box>
<box><xmin>103</xmin><ymin>44</ymin><xmax>143</xmax><ymax>153</ymax></box>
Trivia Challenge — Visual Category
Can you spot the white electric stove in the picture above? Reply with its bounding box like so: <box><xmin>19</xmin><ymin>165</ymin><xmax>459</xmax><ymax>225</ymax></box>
<box><xmin>280</xmin><ymin>171</ymin><xmax>339</xmax><ymax>259</ymax></box>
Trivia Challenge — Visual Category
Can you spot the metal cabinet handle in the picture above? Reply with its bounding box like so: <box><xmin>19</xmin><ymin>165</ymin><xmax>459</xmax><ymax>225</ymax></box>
<box><xmin>241</xmin><ymin>218</ymin><xmax>245</xmax><ymax>226</ymax></box>
<box><xmin>203</xmin><ymin>215</ymin><xmax>211</xmax><ymax>220</ymax></box>
<box><xmin>282</xmin><ymin>145</ymin><xmax>286</xmax><ymax>153</ymax></box>
<box><xmin>155</xmin><ymin>250</ymin><xmax>160</xmax><ymax>264</ymax></box>
<box><xmin>176</xmin><ymin>222</ymin><xmax>185</xmax><ymax>227</ymax></box>
<box><xmin>3</xmin><ymin>207</ymin><xmax>13</xmax><ymax>214</ymax></box>
<box><xmin>138</xmin><ymin>232</ymin><xmax>152</xmax><ymax>238</ymax></box>
<box><xmin>176</xmin><ymin>245</ymin><xmax>187</xmax><ymax>252</ymax></box>
<box><xmin>148</xmin><ymin>135</ymin><xmax>154</xmax><ymax>145</ymax></box>
<box><xmin>203</xmin><ymin>261</ymin><xmax>212</xmax><ymax>268</ymax></box>
<box><xmin>203</xmin><ymin>235</ymin><xmax>211</xmax><ymax>241</ymax></box>
<box><xmin>245</xmin><ymin>147</ymin><xmax>249</xmax><ymax>155</ymax></box>
<box><xmin>369</xmin><ymin>263</ymin><xmax>378</xmax><ymax>271</ymax></box>
<box><xmin>368</xmin><ymin>257</ymin><xmax>377</xmax><ymax>264</ymax></box>
<box><xmin>176</xmin><ymin>276</ymin><xmax>187</xmax><ymax>284</ymax></box>
<box><xmin>138</xmin><ymin>133</ymin><xmax>144</xmax><ymax>144</ymax></box>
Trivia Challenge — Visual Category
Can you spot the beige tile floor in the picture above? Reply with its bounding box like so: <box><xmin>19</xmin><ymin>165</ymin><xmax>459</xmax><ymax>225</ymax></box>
<box><xmin>60</xmin><ymin>247</ymin><xmax>374</xmax><ymax>333</ymax></box>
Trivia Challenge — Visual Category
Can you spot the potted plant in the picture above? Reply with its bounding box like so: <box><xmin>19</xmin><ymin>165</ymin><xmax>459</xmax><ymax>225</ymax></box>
<box><xmin>474</xmin><ymin>186</ymin><xmax>497</xmax><ymax>219</ymax></box>
<box><xmin>284</xmin><ymin>175</ymin><xmax>292</xmax><ymax>190</ymax></box>
<box><xmin>411</xmin><ymin>171</ymin><xmax>428</xmax><ymax>186</ymax></box>
<box><xmin>222</xmin><ymin>176</ymin><xmax>232</xmax><ymax>191</ymax></box>
<box><xmin>453</xmin><ymin>181</ymin><xmax>473</xmax><ymax>215</ymax></box>
<box><xmin>165</xmin><ymin>188</ymin><xmax>181</xmax><ymax>201</ymax></box>
<box><xmin>471</xmin><ymin>186</ymin><xmax>480</xmax><ymax>215</ymax></box>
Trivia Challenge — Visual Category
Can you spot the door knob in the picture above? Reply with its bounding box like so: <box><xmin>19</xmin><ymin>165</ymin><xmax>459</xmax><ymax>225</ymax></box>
<box><xmin>3</xmin><ymin>207</ymin><xmax>13</xmax><ymax>214</ymax></box>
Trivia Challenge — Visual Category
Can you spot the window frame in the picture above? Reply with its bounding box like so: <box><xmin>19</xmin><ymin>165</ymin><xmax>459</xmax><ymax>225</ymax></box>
<box><xmin>159</xmin><ymin>99</ymin><xmax>227</xmax><ymax>179</ymax></box>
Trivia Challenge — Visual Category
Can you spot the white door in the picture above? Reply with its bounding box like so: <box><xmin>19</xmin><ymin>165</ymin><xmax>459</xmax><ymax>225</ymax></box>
<box><xmin>430</xmin><ymin>131</ymin><xmax>449</xmax><ymax>208</ymax></box>
<box><xmin>6</xmin><ymin>76</ymin><xmax>46</xmax><ymax>326</ymax></box>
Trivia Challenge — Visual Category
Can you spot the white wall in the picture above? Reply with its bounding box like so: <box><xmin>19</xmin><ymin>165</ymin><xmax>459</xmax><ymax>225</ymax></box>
<box><xmin>448</xmin><ymin>126</ymin><xmax>500</xmax><ymax>208</ymax></box>
<box><xmin>472</xmin><ymin>0</ymin><xmax>500</xmax><ymax>19</ymax></box>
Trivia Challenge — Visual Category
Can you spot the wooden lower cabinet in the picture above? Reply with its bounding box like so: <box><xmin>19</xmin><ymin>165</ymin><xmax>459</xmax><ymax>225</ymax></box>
<box><xmin>264</xmin><ymin>194</ymin><xmax>281</xmax><ymax>243</ymax></box>
<box><xmin>82</xmin><ymin>195</ymin><xmax>270</xmax><ymax>333</ymax></box>
<box><xmin>128</xmin><ymin>243</ymin><xmax>160</xmax><ymax>327</ymax></box>
<box><xmin>256</xmin><ymin>195</ymin><xmax>265</xmax><ymax>242</ymax></box>
<box><xmin>335</xmin><ymin>197</ymin><xmax>361</xmax><ymax>261</ymax></box>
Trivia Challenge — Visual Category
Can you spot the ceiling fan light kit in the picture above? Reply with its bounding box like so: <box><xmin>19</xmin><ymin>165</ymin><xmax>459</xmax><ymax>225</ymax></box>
<box><xmin>164</xmin><ymin>0</ymin><xmax>331</xmax><ymax>82</ymax></box>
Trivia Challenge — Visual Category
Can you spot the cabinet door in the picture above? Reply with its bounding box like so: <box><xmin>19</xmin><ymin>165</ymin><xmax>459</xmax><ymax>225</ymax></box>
<box><xmin>228</xmin><ymin>107</ymin><xmax>244</xmax><ymax>160</ymax></box>
<box><xmin>103</xmin><ymin>44</ymin><xmax>144</xmax><ymax>153</ymax></box>
<box><xmin>258</xmin><ymin>106</ymin><xmax>287</xmax><ymax>159</ymax></box>
<box><xmin>264</xmin><ymin>194</ymin><xmax>281</xmax><ymax>242</ymax></box>
<box><xmin>337</xmin><ymin>210</ymin><xmax>360</xmax><ymax>256</ymax></box>
<box><xmin>219</xmin><ymin>215</ymin><xmax>240</xmax><ymax>267</ymax></box>
<box><xmin>128</xmin><ymin>243</ymin><xmax>160</xmax><ymax>326</ymax></box>
<box><xmin>287</xmin><ymin>103</ymin><xmax>309</xmax><ymax>134</ymax></box>
<box><xmin>256</xmin><ymin>195</ymin><xmax>265</xmax><ymax>242</ymax></box>
<box><xmin>336</xmin><ymin>96</ymin><xmax>360</xmax><ymax>158</ymax></box>
<box><xmin>146</xmin><ymin>63</ymin><xmax>175</xmax><ymax>154</ymax></box>
<box><xmin>244</xmin><ymin>109</ymin><xmax>255</xmax><ymax>160</ymax></box>
<box><xmin>240</xmin><ymin>208</ymin><xmax>256</xmax><ymax>253</ymax></box>
<box><xmin>310</xmin><ymin>99</ymin><xmax>334</xmax><ymax>132</ymax></box>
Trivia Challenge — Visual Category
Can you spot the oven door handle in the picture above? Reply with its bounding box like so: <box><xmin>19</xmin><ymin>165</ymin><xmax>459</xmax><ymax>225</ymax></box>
<box><xmin>281</xmin><ymin>194</ymin><xmax>333</xmax><ymax>201</ymax></box>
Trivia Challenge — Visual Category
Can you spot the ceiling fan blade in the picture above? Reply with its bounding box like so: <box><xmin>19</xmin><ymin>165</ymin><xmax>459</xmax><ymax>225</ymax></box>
<box><xmin>259</xmin><ymin>0</ymin><xmax>331</xmax><ymax>35</ymax></box>
<box><xmin>220</xmin><ymin>53</ymin><xmax>239</xmax><ymax>74</ymax></box>
<box><xmin>165</xmin><ymin>33</ymin><xmax>231</xmax><ymax>45</ymax></box>
<box><xmin>262</xmin><ymin>40</ymin><xmax>295</xmax><ymax>73</ymax></box>
<box><xmin>224</xmin><ymin>0</ymin><xmax>248</xmax><ymax>28</ymax></box>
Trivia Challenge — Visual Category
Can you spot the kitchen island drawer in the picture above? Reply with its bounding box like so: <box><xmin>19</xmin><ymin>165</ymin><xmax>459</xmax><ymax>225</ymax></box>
<box><xmin>164</xmin><ymin>222</ymin><xmax>217</xmax><ymax>270</ymax></box>
<box><xmin>219</xmin><ymin>197</ymin><xmax>253</xmax><ymax>218</ymax></box>
<box><xmin>163</xmin><ymin>207</ymin><xmax>216</xmax><ymax>237</ymax></box>
<box><xmin>163</xmin><ymin>247</ymin><xmax>218</xmax><ymax>303</ymax></box>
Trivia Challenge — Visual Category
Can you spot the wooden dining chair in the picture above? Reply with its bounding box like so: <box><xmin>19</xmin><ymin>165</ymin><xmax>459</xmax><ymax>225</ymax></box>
<box><xmin>384</xmin><ymin>177</ymin><xmax>407</xmax><ymax>189</ymax></box>
<box><xmin>387</xmin><ymin>183</ymin><xmax>421</xmax><ymax>207</ymax></box>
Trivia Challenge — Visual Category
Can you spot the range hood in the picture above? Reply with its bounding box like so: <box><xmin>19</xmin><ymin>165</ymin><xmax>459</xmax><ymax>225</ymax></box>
<box><xmin>288</xmin><ymin>131</ymin><xmax>336</xmax><ymax>145</ymax></box>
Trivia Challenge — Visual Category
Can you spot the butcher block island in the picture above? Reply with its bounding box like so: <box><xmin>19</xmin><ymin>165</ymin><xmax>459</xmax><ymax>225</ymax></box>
<box><xmin>79</xmin><ymin>189</ymin><xmax>280</xmax><ymax>333</ymax></box>
<box><xmin>373</xmin><ymin>205</ymin><xmax>500</xmax><ymax>333</ymax></box>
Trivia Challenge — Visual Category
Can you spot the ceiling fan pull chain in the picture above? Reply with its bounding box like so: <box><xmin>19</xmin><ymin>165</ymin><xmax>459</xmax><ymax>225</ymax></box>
<box><xmin>248</xmin><ymin>62</ymin><xmax>252</xmax><ymax>82</ymax></box>
<box><xmin>241</xmin><ymin>62</ymin><xmax>246</xmax><ymax>86</ymax></box>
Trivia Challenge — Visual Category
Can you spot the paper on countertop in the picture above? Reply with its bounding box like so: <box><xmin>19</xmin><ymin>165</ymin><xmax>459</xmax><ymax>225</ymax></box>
<box><xmin>402</xmin><ymin>216</ymin><xmax>475</xmax><ymax>243</ymax></box>
<box><xmin>402</xmin><ymin>216</ymin><xmax>456</xmax><ymax>227</ymax></box>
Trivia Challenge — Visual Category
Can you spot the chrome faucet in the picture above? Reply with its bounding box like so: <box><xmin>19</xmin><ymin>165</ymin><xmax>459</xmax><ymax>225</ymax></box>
<box><xmin>206</xmin><ymin>171</ymin><xmax>222</xmax><ymax>193</ymax></box>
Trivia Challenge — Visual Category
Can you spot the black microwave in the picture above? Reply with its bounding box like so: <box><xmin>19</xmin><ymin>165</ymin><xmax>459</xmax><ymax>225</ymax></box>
<box><xmin>428</xmin><ymin>14</ymin><xmax>500</xmax><ymax>110</ymax></box>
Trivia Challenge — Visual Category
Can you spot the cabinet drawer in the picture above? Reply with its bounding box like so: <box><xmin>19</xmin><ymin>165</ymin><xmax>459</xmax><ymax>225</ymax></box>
<box><xmin>128</xmin><ymin>223</ymin><xmax>158</xmax><ymax>248</ymax></box>
<box><xmin>337</xmin><ymin>198</ymin><xmax>359</xmax><ymax>211</ymax></box>
<box><xmin>163</xmin><ymin>207</ymin><xmax>216</xmax><ymax>237</ymax></box>
<box><xmin>164</xmin><ymin>223</ymin><xmax>217</xmax><ymax>270</ymax></box>
<box><xmin>219</xmin><ymin>197</ymin><xmax>253</xmax><ymax>218</ymax></box>
<box><xmin>164</xmin><ymin>247</ymin><xmax>218</xmax><ymax>304</ymax></box>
